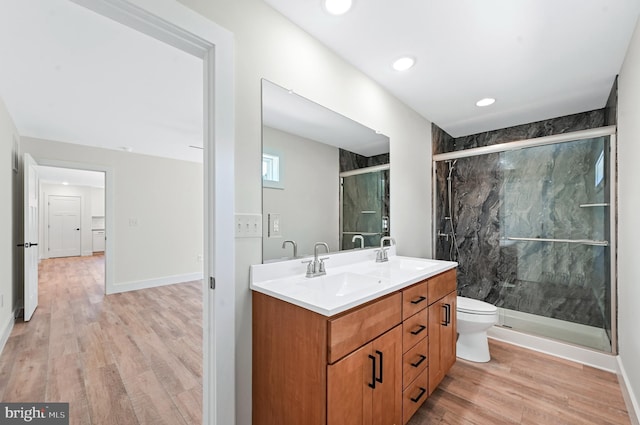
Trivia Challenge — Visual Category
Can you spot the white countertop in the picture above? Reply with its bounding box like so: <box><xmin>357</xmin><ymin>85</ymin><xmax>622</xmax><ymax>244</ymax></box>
<box><xmin>250</xmin><ymin>247</ymin><xmax>457</xmax><ymax>317</ymax></box>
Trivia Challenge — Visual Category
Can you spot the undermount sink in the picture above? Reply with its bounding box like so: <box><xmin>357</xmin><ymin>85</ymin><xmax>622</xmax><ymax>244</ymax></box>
<box><xmin>296</xmin><ymin>272</ymin><xmax>386</xmax><ymax>297</ymax></box>
<box><xmin>383</xmin><ymin>257</ymin><xmax>442</xmax><ymax>271</ymax></box>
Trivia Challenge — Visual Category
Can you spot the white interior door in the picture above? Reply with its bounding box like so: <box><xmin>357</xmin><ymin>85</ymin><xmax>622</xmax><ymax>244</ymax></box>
<box><xmin>23</xmin><ymin>153</ymin><xmax>39</xmax><ymax>321</ymax></box>
<box><xmin>48</xmin><ymin>196</ymin><xmax>82</xmax><ymax>258</ymax></box>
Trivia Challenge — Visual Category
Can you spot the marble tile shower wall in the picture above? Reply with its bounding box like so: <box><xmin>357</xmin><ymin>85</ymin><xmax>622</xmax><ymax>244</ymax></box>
<box><xmin>433</xmin><ymin>108</ymin><xmax>613</xmax><ymax>328</ymax></box>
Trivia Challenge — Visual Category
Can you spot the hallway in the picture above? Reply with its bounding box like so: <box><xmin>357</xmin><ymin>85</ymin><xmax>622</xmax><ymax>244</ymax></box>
<box><xmin>0</xmin><ymin>255</ymin><xmax>202</xmax><ymax>425</ymax></box>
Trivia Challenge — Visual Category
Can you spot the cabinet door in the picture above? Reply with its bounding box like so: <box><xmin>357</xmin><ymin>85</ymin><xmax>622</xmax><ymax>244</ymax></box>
<box><xmin>428</xmin><ymin>291</ymin><xmax>456</xmax><ymax>394</ymax></box>
<box><xmin>328</xmin><ymin>326</ymin><xmax>403</xmax><ymax>425</ymax></box>
<box><xmin>441</xmin><ymin>292</ymin><xmax>457</xmax><ymax>373</ymax></box>
<box><xmin>328</xmin><ymin>342</ymin><xmax>373</xmax><ymax>425</ymax></box>
<box><xmin>371</xmin><ymin>326</ymin><xmax>403</xmax><ymax>425</ymax></box>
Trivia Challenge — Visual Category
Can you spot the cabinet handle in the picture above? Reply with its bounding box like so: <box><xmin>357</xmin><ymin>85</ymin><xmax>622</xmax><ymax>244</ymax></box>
<box><xmin>410</xmin><ymin>325</ymin><xmax>426</xmax><ymax>335</ymax></box>
<box><xmin>375</xmin><ymin>350</ymin><xmax>383</xmax><ymax>384</ymax></box>
<box><xmin>441</xmin><ymin>304</ymin><xmax>449</xmax><ymax>326</ymax></box>
<box><xmin>410</xmin><ymin>387</ymin><xmax>427</xmax><ymax>403</ymax></box>
<box><xmin>410</xmin><ymin>354</ymin><xmax>427</xmax><ymax>368</ymax></box>
<box><xmin>368</xmin><ymin>354</ymin><xmax>376</xmax><ymax>389</ymax></box>
<box><xmin>410</xmin><ymin>296</ymin><xmax>426</xmax><ymax>305</ymax></box>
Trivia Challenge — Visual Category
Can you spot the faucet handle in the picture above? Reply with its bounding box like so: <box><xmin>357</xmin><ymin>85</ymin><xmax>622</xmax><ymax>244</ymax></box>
<box><xmin>318</xmin><ymin>257</ymin><xmax>329</xmax><ymax>273</ymax></box>
<box><xmin>301</xmin><ymin>259</ymin><xmax>314</xmax><ymax>276</ymax></box>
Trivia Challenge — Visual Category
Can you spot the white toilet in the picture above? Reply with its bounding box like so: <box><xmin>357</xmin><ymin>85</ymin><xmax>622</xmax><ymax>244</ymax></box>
<box><xmin>456</xmin><ymin>296</ymin><xmax>498</xmax><ymax>362</ymax></box>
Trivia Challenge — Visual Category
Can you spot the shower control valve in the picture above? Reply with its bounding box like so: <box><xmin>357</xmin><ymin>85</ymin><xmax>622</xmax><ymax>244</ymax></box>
<box><xmin>437</xmin><ymin>231</ymin><xmax>450</xmax><ymax>241</ymax></box>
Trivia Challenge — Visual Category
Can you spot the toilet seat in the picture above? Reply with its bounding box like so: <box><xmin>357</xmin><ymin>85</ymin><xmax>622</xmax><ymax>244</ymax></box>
<box><xmin>457</xmin><ymin>296</ymin><xmax>497</xmax><ymax>315</ymax></box>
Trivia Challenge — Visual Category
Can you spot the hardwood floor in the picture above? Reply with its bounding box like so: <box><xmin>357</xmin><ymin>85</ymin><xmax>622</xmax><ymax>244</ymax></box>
<box><xmin>0</xmin><ymin>255</ymin><xmax>632</xmax><ymax>425</ymax></box>
<box><xmin>408</xmin><ymin>339</ymin><xmax>631</xmax><ymax>425</ymax></box>
<box><xmin>0</xmin><ymin>255</ymin><xmax>202</xmax><ymax>425</ymax></box>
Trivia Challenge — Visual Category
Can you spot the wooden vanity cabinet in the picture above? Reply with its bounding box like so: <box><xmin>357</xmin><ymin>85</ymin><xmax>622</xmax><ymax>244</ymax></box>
<box><xmin>252</xmin><ymin>268</ymin><xmax>457</xmax><ymax>425</ymax></box>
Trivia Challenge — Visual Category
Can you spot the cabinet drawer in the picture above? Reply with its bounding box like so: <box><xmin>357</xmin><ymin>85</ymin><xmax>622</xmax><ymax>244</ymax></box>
<box><xmin>427</xmin><ymin>269</ymin><xmax>456</xmax><ymax>305</ymax></box>
<box><xmin>328</xmin><ymin>293</ymin><xmax>402</xmax><ymax>364</ymax></box>
<box><xmin>402</xmin><ymin>280</ymin><xmax>429</xmax><ymax>320</ymax></box>
<box><xmin>402</xmin><ymin>309</ymin><xmax>428</xmax><ymax>353</ymax></box>
<box><xmin>402</xmin><ymin>338</ymin><xmax>428</xmax><ymax>390</ymax></box>
<box><xmin>402</xmin><ymin>368</ymin><xmax>429</xmax><ymax>425</ymax></box>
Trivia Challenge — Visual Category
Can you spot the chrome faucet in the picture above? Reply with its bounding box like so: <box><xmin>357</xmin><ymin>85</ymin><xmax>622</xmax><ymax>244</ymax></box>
<box><xmin>302</xmin><ymin>242</ymin><xmax>330</xmax><ymax>278</ymax></box>
<box><xmin>352</xmin><ymin>234</ymin><xmax>364</xmax><ymax>249</ymax></box>
<box><xmin>376</xmin><ymin>236</ymin><xmax>396</xmax><ymax>263</ymax></box>
<box><xmin>282</xmin><ymin>240</ymin><xmax>298</xmax><ymax>258</ymax></box>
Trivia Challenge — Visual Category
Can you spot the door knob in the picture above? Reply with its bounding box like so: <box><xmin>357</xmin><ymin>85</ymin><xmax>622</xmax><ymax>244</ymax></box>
<box><xmin>76</xmin><ymin>228</ymin><xmax>80</xmax><ymax>231</ymax></box>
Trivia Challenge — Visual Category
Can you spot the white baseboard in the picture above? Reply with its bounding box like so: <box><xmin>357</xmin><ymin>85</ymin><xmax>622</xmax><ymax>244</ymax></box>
<box><xmin>107</xmin><ymin>272</ymin><xmax>203</xmax><ymax>294</ymax></box>
<box><xmin>488</xmin><ymin>325</ymin><xmax>618</xmax><ymax>372</ymax></box>
<box><xmin>0</xmin><ymin>309</ymin><xmax>15</xmax><ymax>355</ymax></box>
<box><xmin>617</xmin><ymin>357</ymin><xmax>640</xmax><ymax>425</ymax></box>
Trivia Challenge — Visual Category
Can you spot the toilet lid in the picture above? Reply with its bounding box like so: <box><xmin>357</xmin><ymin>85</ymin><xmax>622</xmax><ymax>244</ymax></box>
<box><xmin>457</xmin><ymin>296</ymin><xmax>498</xmax><ymax>315</ymax></box>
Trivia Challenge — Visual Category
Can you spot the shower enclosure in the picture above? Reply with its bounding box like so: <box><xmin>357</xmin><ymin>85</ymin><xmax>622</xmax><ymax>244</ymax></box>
<box><xmin>340</xmin><ymin>165</ymin><xmax>390</xmax><ymax>250</ymax></box>
<box><xmin>433</xmin><ymin>127</ymin><xmax>616</xmax><ymax>353</ymax></box>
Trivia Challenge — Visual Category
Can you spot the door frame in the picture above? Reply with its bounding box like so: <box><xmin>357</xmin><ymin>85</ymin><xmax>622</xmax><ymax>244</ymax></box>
<box><xmin>55</xmin><ymin>2</ymin><xmax>236</xmax><ymax>424</ymax></box>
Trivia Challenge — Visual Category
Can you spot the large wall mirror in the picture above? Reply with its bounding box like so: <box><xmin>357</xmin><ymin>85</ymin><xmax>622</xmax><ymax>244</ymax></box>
<box><xmin>261</xmin><ymin>79</ymin><xmax>390</xmax><ymax>263</ymax></box>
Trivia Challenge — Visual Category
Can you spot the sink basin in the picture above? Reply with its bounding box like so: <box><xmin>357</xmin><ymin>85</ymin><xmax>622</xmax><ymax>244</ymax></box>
<box><xmin>384</xmin><ymin>257</ymin><xmax>441</xmax><ymax>271</ymax></box>
<box><xmin>296</xmin><ymin>272</ymin><xmax>385</xmax><ymax>297</ymax></box>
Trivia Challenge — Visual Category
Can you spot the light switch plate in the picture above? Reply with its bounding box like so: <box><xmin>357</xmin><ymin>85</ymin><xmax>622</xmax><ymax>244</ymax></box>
<box><xmin>268</xmin><ymin>213</ymin><xmax>282</xmax><ymax>238</ymax></box>
<box><xmin>235</xmin><ymin>213</ymin><xmax>262</xmax><ymax>238</ymax></box>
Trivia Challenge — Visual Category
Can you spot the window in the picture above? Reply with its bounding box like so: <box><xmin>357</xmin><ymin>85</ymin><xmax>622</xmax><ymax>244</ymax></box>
<box><xmin>263</xmin><ymin>152</ymin><xmax>284</xmax><ymax>189</ymax></box>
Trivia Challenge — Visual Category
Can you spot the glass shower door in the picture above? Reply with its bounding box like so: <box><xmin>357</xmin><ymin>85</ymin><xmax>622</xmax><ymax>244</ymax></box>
<box><xmin>341</xmin><ymin>169</ymin><xmax>389</xmax><ymax>250</ymax></box>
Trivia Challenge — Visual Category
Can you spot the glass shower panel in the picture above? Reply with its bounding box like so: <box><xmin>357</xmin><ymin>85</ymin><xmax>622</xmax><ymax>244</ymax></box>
<box><xmin>341</xmin><ymin>169</ymin><xmax>389</xmax><ymax>250</ymax></box>
<box><xmin>497</xmin><ymin>137</ymin><xmax>611</xmax><ymax>351</ymax></box>
<box><xmin>435</xmin><ymin>135</ymin><xmax>613</xmax><ymax>352</ymax></box>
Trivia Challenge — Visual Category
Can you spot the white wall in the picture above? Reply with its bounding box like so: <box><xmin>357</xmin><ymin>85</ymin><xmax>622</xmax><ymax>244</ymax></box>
<box><xmin>21</xmin><ymin>137</ymin><xmax>204</xmax><ymax>292</ymax></box>
<box><xmin>617</xmin><ymin>15</ymin><xmax>640</xmax><ymax>421</ymax></box>
<box><xmin>40</xmin><ymin>183</ymin><xmax>95</xmax><ymax>258</ymax></box>
<box><xmin>262</xmin><ymin>126</ymin><xmax>339</xmax><ymax>261</ymax></box>
<box><xmin>91</xmin><ymin>186</ymin><xmax>105</xmax><ymax>217</ymax></box>
<box><xmin>0</xmin><ymin>97</ymin><xmax>18</xmax><ymax>348</ymax></box>
<box><xmin>177</xmin><ymin>1</ymin><xmax>432</xmax><ymax>424</ymax></box>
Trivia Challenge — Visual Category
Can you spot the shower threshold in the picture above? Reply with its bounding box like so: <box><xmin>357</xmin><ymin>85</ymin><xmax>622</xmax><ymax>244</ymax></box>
<box><xmin>497</xmin><ymin>307</ymin><xmax>611</xmax><ymax>352</ymax></box>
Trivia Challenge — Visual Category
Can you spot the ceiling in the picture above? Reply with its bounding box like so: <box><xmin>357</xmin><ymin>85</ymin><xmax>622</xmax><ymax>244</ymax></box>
<box><xmin>264</xmin><ymin>0</ymin><xmax>640</xmax><ymax>137</ymax></box>
<box><xmin>0</xmin><ymin>0</ymin><xmax>203</xmax><ymax>163</ymax></box>
<box><xmin>262</xmin><ymin>80</ymin><xmax>389</xmax><ymax>156</ymax></box>
<box><xmin>1</xmin><ymin>1</ymin><xmax>638</xmax><ymax>163</ymax></box>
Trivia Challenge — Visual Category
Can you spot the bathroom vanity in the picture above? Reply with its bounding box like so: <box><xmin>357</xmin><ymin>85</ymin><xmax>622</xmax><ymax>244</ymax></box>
<box><xmin>250</xmin><ymin>249</ymin><xmax>457</xmax><ymax>425</ymax></box>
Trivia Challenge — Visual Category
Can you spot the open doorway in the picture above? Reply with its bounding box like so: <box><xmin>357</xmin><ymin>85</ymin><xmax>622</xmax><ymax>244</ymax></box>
<box><xmin>38</xmin><ymin>166</ymin><xmax>106</xmax><ymax>262</ymax></box>
<box><xmin>35</xmin><ymin>166</ymin><xmax>107</xmax><ymax>315</ymax></box>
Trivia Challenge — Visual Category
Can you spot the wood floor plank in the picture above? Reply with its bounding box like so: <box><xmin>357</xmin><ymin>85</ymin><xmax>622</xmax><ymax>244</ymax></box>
<box><xmin>0</xmin><ymin>255</ymin><xmax>202</xmax><ymax>425</ymax></box>
<box><xmin>408</xmin><ymin>339</ymin><xmax>631</xmax><ymax>425</ymax></box>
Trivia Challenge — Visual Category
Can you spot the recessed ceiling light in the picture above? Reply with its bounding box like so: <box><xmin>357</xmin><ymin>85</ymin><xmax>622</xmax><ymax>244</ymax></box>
<box><xmin>62</xmin><ymin>181</ymin><xmax>69</xmax><ymax>186</ymax></box>
<box><xmin>392</xmin><ymin>57</ymin><xmax>415</xmax><ymax>72</ymax></box>
<box><xmin>121</xmin><ymin>146</ymin><xmax>133</xmax><ymax>152</ymax></box>
<box><xmin>323</xmin><ymin>0</ymin><xmax>353</xmax><ymax>15</ymax></box>
<box><xmin>476</xmin><ymin>97</ymin><xmax>496</xmax><ymax>107</ymax></box>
